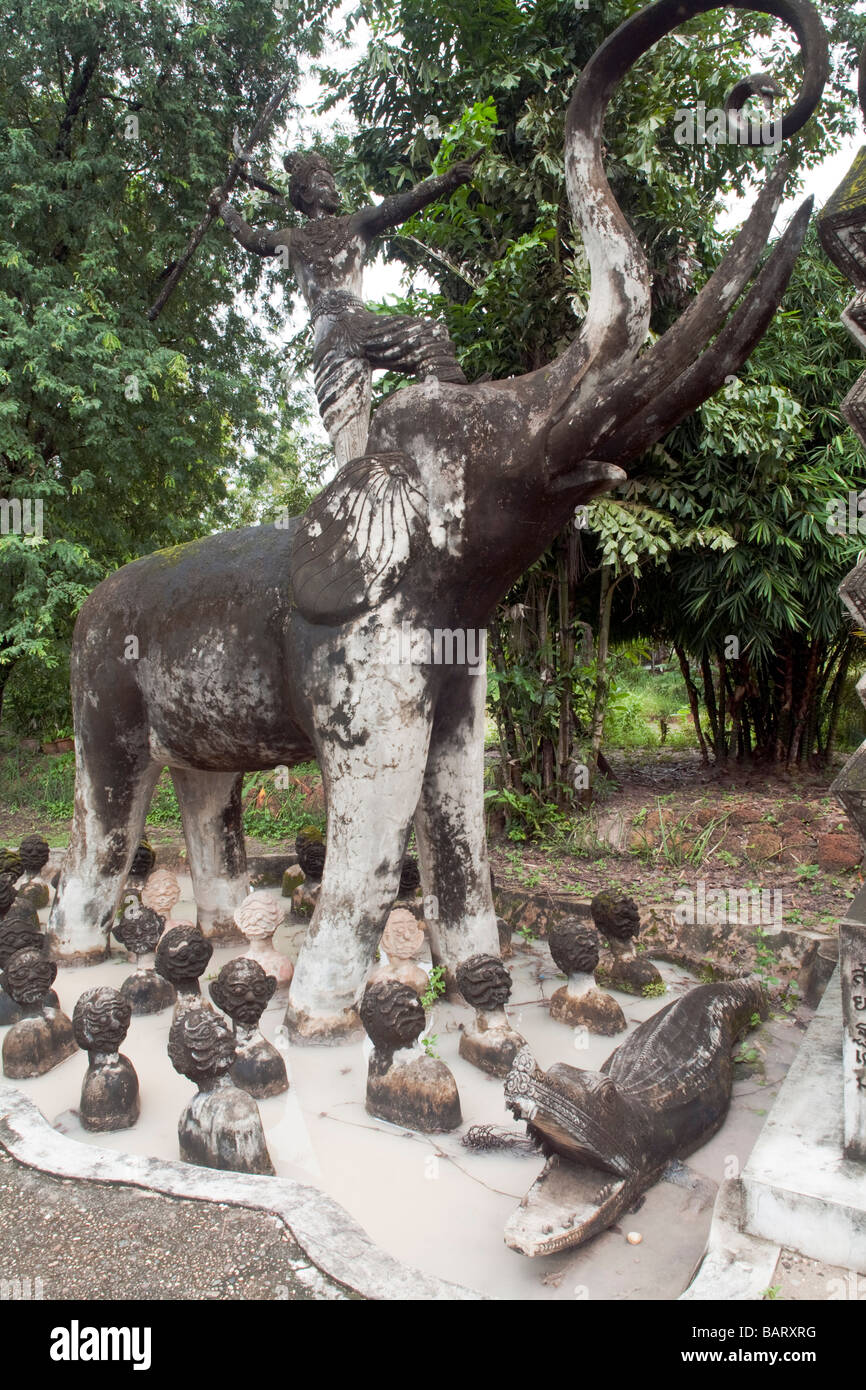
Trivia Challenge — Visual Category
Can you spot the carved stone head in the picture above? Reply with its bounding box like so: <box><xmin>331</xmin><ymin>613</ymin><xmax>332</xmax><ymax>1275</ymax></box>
<box><xmin>154</xmin><ymin>925</ymin><xmax>213</xmax><ymax>989</ymax></box>
<box><xmin>360</xmin><ymin>978</ymin><xmax>425</xmax><ymax>1054</ymax></box>
<box><xmin>0</xmin><ymin>873</ymin><xmax>17</xmax><ymax>917</ymax></box>
<box><xmin>19</xmin><ymin>835</ymin><xmax>50</xmax><ymax>876</ymax></box>
<box><xmin>283</xmin><ymin>152</ymin><xmax>340</xmax><ymax>217</ymax></box>
<box><xmin>141</xmin><ymin>869</ymin><xmax>181</xmax><ymax>919</ymax></box>
<box><xmin>167</xmin><ymin>1009</ymin><xmax>235</xmax><ymax>1085</ymax></box>
<box><xmin>590</xmin><ymin>892</ymin><xmax>641</xmax><ymax>944</ymax></box>
<box><xmin>73</xmin><ymin>986</ymin><xmax>132</xmax><ymax>1054</ymax></box>
<box><xmin>210</xmin><ymin>957</ymin><xmax>276</xmax><ymax>1028</ymax></box>
<box><xmin>2</xmin><ymin>900</ymin><xmax>40</xmax><ymax>933</ymax></box>
<box><xmin>0</xmin><ymin>921</ymin><xmax>43</xmax><ymax>970</ymax></box>
<box><xmin>381</xmin><ymin>908</ymin><xmax>424</xmax><ymax>963</ymax></box>
<box><xmin>130</xmin><ymin>840</ymin><xmax>156</xmax><ymax>879</ymax></box>
<box><xmin>504</xmin><ymin>1045</ymin><xmax>640</xmax><ymax>1174</ymax></box>
<box><xmin>399</xmin><ymin>855</ymin><xmax>421</xmax><ymax>896</ymax></box>
<box><xmin>2</xmin><ymin>948</ymin><xmax>56</xmax><ymax>1007</ymax></box>
<box><xmin>234</xmin><ymin>890</ymin><xmax>281</xmax><ymax>941</ymax></box>
<box><xmin>456</xmin><ymin>954</ymin><xmax>512</xmax><ymax>1012</ymax></box>
<box><xmin>0</xmin><ymin>848</ymin><xmax>22</xmax><ymax>880</ymax></box>
<box><xmin>548</xmin><ymin>919</ymin><xmax>601</xmax><ymax>977</ymax></box>
<box><xmin>114</xmin><ymin>900</ymin><xmax>164</xmax><ymax>957</ymax></box>
<box><xmin>295</xmin><ymin>826</ymin><xmax>326</xmax><ymax>880</ymax></box>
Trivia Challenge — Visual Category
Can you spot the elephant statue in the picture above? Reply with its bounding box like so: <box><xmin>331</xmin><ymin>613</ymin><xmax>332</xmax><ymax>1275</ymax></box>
<box><xmin>49</xmin><ymin>0</ymin><xmax>827</xmax><ymax>1045</ymax></box>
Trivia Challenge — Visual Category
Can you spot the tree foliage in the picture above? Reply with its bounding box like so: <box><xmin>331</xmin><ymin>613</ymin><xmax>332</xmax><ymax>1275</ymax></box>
<box><xmin>0</xmin><ymin>0</ymin><xmax>332</xmax><ymax>724</ymax></box>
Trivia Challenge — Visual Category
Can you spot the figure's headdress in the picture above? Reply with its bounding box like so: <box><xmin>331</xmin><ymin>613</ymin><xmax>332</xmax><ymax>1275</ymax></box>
<box><xmin>283</xmin><ymin>152</ymin><xmax>335</xmax><ymax>213</ymax></box>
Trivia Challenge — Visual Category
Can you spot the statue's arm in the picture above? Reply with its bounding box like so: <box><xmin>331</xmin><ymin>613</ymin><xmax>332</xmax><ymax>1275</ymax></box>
<box><xmin>211</xmin><ymin>190</ymin><xmax>287</xmax><ymax>257</ymax></box>
<box><xmin>352</xmin><ymin>159</ymin><xmax>477</xmax><ymax>239</ymax></box>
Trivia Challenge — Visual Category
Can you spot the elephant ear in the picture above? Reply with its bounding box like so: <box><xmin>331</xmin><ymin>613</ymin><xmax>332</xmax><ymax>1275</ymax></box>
<box><xmin>290</xmin><ymin>452</ymin><xmax>428</xmax><ymax>625</ymax></box>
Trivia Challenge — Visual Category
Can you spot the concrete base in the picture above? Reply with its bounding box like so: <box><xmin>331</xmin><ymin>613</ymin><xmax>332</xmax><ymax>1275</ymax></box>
<box><xmin>283</xmin><ymin>1002</ymin><xmax>364</xmax><ymax>1046</ymax></box>
<box><xmin>685</xmin><ymin>968</ymin><xmax>866</xmax><ymax>1296</ymax></box>
<box><xmin>680</xmin><ymin>1180</ymin><xmax>781</xmax><ymax>1301</ymax></box>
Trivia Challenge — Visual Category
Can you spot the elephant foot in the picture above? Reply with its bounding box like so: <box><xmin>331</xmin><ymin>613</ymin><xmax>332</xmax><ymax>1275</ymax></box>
<box><xmin>46</xmin><ymin>936</ymin><xmax>109</xmax><ymax>969</ymax></box>
<box><xmin>196</xmin><ymin>910</ymin><xmax>244</xmax><ymax>944</ymax></box>
<box><xmin>283</xmin><ymin>1000</ymin><xmax>364</xmax><ymax>1046</ymax></box>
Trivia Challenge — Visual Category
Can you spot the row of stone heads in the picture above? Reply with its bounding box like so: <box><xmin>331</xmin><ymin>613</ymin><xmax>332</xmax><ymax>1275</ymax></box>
<box><xmin>0</xmin><ymin>904</ymin><xmax>288</xmax><ymax>1173</ymax></box>
<box><xmin>0</xmin><ymin>827</ymin><xmax>658</xmax><ymax>1174</ymax></box>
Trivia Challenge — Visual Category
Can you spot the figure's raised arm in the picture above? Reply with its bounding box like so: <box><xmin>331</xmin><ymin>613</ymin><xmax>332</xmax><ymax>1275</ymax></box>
<box><xmin>352</xmin><ymin>157</ymin><xmax>478</xmax><ymax>239</ymax></box>
<box><xmin>210</xmin><ymin>188</ymin><xmax>287</xmax><ymax>258</ymax></box>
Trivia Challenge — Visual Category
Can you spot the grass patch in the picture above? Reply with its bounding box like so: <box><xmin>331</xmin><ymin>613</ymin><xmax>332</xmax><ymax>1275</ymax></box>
<box><xmin>0</xmin><ymin>736</ymin><xmax>325</xmax><ymax>847</ymax></box>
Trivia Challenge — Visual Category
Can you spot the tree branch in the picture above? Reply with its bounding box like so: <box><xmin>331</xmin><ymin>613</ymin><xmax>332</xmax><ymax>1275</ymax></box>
<box><xmin>146</xmin><ymin>79</ymin><xmax>292</xmax><ymax>322</ymax></box>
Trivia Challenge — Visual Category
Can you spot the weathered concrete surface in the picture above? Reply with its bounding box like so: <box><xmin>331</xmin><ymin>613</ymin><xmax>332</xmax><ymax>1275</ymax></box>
<box><xmin>740</xmin><ymin>968</ymin><xmax>866</xmax><ymax>1270</ymax></box>
<box><xmin>685</xmin><ymin>968</ymin><xmax>866</xmax><ymax>1294</ymax></box>
<box><xmin>0</xmin><ymin>1085</ymin><xmax>481</xmax><ymax>1300</ymax></box>
<box><xmin>680</xmin><ymin>1178</ymin><xmax>781</xmax><ymax>1301</ymax></box>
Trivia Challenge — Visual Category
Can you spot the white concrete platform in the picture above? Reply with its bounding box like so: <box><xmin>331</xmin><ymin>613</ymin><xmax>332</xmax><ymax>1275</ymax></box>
<box><xmin>686</xmin><ymin>968</ymin><xmax>866</xmax><ymax>1296</ymax></box>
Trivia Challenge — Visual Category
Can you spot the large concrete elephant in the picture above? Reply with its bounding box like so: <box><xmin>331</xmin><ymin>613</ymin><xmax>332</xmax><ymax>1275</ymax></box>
<box><xmin>49</xmin><ymin>0</ymin><xmax>828</xmax><ymax>1043</ymax></box>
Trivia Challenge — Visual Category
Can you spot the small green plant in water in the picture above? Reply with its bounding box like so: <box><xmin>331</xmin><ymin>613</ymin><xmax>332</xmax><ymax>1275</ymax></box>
<box><xmin>420</xmin><ymin>965</ymin><xmax>446</xmax><ymax>1011</ymax></box>
<box><xmin>642</xmin><ymin>979</ymin><xmax>666</xmax><ymax>998</ymax></box>
<box><xmin>421</xmin><ymin>1034</ymin><xmax>440</xmax><ymax>1059</ymax></box>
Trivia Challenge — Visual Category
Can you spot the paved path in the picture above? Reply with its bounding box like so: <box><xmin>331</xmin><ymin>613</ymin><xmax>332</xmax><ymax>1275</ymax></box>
<box><xmin>0</xmin><ymin>1151</ymin><xmax>352</xmax><ymax>1300</ymax></box>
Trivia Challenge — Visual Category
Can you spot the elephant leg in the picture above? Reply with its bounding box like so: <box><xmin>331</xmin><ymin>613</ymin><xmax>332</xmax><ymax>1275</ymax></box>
<box><xmin>49</xmin><ymin>750</ymin><xmax>161</xmax><ymax>965</ymax></box>
<box><xmin>413</xmin><ymin>665</ymin><xmax>499</xmax><ymax>988</ymax></box>
<box><xmin>170</xmin><ymin>768</ymin><xmax>249</xmax><ymax>941</ymax></box>
<box><xmin>285</xmin><ymin>699</ymin><xmax>432</xmax><ymax>1045</ymax></box>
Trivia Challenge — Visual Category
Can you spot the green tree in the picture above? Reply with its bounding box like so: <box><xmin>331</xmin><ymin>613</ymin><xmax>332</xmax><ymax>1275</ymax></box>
<box><xmin>629</xmin><ymin>228</ymin><xmax>866</xmax><ymax>765</ymax></box>
<box><xmin>0</xmin><ymin>0</ymin><xmax>332</xmax><ymax>725</ymax></box>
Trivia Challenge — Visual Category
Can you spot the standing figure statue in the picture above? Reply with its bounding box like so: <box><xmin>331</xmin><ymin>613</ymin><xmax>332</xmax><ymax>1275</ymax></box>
<box><xmin>211</xmin><ymin>152</ymin><xmax>474</xmax><ymax>466</ymax></box>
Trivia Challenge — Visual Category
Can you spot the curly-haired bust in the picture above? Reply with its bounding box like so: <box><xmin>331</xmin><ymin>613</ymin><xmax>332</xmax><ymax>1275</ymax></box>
<box><xmin>73</xmin><ymin>986</ymin><xmax>132</xmax><ymax>1054</ymax></box>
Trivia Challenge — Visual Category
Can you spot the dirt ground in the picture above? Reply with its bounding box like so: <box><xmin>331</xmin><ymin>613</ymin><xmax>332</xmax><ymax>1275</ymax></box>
<box><xmin>488</xmin><ymin>748</ymin><xmax>862</xmax><ymax>945</ymax></box>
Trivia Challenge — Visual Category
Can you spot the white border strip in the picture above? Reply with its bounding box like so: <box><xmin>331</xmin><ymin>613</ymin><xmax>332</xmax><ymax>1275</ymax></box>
<box><xmin>0</xmin><ymin>1085</ymin><xmax>482</xmax><ymax>1301</ymax></box>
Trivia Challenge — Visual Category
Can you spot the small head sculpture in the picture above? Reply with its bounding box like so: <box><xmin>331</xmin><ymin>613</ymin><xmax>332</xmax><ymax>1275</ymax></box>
<box><xmin>295</xmin><ymin>826</ymin><xmax>326</xmax><ymax>880</ymax></box>
<box><xmin>168</xmin><ymin>1009</ymin><xmax>235</xmax><ymax>1085</ymax></box>
<box><xmin>114</xmin><ymin>900</ymin><xmax>164</xmax><ymax>957</ymax></box>
<box><xmin>456</xmin><ymin>954</ymin><xmax>512</xmax><ymax>1012</ymax></box>
<box><xmin>2</xmin><ymin>900</ymin><xmax>40</xmax><ymax>934</ymax></box>
<box><xmin>548</xmin><ymin>919</ymin><xmax>601</xmax><ymax>977</ymax></box>
<box><xmin>19</xmin><ymin>835</ymin><xmax>50</xmax><ymax>877</ymax></box>
<box><xmin>0</xmin><ymin>873</ymin><xmax>17</xmax><ymax>917</ymax></box>
<box><xmin>141</xmin><ymin>869</ymin><xmax>181</xmax><ymax>919</ymax></box>
<box><xmin>2</xmin><ymin>948</ymin><xmax>57</xmax><ymax>1008</ymax></box>
<box><xmin>0</xmin><ymin>921</ymin><xmax>44</xmax><ymax>969</ymax></box>
<box><xmin>590</xmin><ymin>892</ymin><xmax>641</xmax><ymax>944</ymax></box>
<box><xmin>0</xmin><ymin>848</ymin><xmax>22</xmax><ymax>880</ymax></box>
<box><xmin>210</xmin><ymin>957</ymin><xmax>276</xmax><ymax>1028</ymax></box>
<box><xmin>283</xmin><ymin>152</ymin><xmax>340</xmax><ymax>217</ymax></box>
<box><xmin>234</xmin><ymin>890</ymin><xmax>281</xmax><ymax>940</ymax></box>
<box><xmin>359</xmin><ymin>978</ymin><xmax>425</xmax><ymax>1055</ymax></box>
<box><xmin>399</xmin><ymin>855</ymin><xmax>421</xmax><ymax>896</ymax></box>
<box><xmin>381</xmin><ymin>908</ymin><xmax>424</xmax><ymax>962</ymax></box>
<box><xmin>73</xmin><ymin>986</ymin><xmax>132</xmax><ymax>1054</ymax></box>
<box><xmin>130</xmin><ymin>840</ymin><xmax>156</xmax><ymax>879</ymax></box>
<box><xmin>154</xmin><ymin>925</ymin><xmax>213</xmax><ymax>989</ymax></box>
